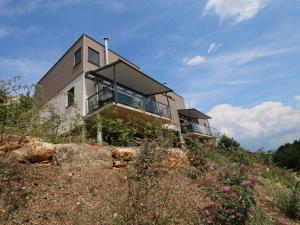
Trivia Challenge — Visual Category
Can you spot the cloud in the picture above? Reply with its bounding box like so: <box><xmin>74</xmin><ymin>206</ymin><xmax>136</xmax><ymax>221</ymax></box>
<box><xmin>207</xmin><ymin>101</ymin><xmax>300</xmax><ymax>150</ymax></box>
<box><xmin>0</xmin><ymin>0</ymin><xmax>125</xmax><ymax>17</ymax></box>
<box><xmin>0</xmin><ymin>57</ymin><xmax>50</xmax><ymax>83</ymax></box>
<box><xmin>210</xmin><ymin>47</ymin><xmax>294</xmax><ymax>66</ymax></box>
<box><xmin>208</xmin><ymin>42</ymin><xmax>222</xmax><ymax>53</ymax></box>
<box><xmin>204</xmin><ymin>0</ymin><xmax>271</xmax><ymax>23</ymax></box>
<box><xmin>183</xmin><ymin>55</ymin><xmax>206</xmax><ymax>66</ymax></box>
<box><xmin>295</xmin><ymin>96</ymin><xmax>300</xmax><ymax>110</ymax></box>
<box><xmin>0</xmin><ymin>25</ymin><xmax>40</xmax><ymax>39</ymax></box>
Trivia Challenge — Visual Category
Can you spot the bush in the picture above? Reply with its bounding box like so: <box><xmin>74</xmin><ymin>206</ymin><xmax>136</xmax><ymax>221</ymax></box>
<box><xmin>218</xmin><ymin>134</ymin><xmax>240</xmax><ymax>150</ymax></box>
<box><xmin>207</xmin><ymin>163</ymin><xmax>257</xmax><ymax>225</ymax></box>
<box><xmin>286</xmin><ymin>181</ymin><xmax>300</xmax><ymax>220</ymax></box>
<box><xmin>273</xmin><ymin>140</ymin><xmax>300</xmax><ymax>171</ymax></box>
<box><xmin>185</xmin><ymin>139</ymin><xmax>208</xmax><ymax>175</ymax></box>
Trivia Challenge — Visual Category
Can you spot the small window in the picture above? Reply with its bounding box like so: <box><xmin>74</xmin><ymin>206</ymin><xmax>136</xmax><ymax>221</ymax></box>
<box><xmin>74</xmin><ymin>48</ymin><xmax>81</xmax><ymax>66</ymax></box>
<box><xmin>88</xmin><ymin>47</ymin><xmax>100</xmax><ymax>66</ymax></box>
<box><xmin>67</xmin><ymin>87</ymin><xmax>74</xmax><ymax>107</ymax></box>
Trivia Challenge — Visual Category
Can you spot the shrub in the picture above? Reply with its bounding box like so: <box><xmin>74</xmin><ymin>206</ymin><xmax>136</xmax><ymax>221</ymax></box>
<box><xmin>185</xmin><ymin>139</ymin><xmax>208</xmax><ymax>175</ymax></box>
<box><xmin>218</xmin><ymin>134</ymin><xmax>241</xmax><ymax>150</ymax></box>
<box><xmin>273</xmin><ymin>140</ymin><xmax>300</xmax><ymax>171</ymax></box>
<box><xmin>208</xmin><ymin>163</ymin><xmax>256</xmax><ymax>225</ymax></box>
<box><xmin>286</xmin><ymin>181</ymin><xmax>300</xmax><ymax>220</ymax></box>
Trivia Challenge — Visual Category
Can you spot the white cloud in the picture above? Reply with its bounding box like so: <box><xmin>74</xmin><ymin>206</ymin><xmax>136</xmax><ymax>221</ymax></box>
<box><xmin>295</xmin><ymin>96</ymin><xmax>300</xmax><ymax>101</ymax></box>
<box><xmin>0</xmin><ymin>25</ymin><xmax>40</xmax><ymax>39</ymax></box>
<box><xmin>183</xmin><ymin>55</ymin><xmax>206</xmax><ymax>66</ymax></box>
<box><xmin>204</xmin><ymin>0</ymin><xmax>271</xmax><ymax>23</ymax></box>
<box><xmin>208</xmin><ymin>42</ymin><xmax>222</xmax><ymax>53</ymax></box>
<box><xmin>207</xmin><ymin>101</ymin><xmax>300</xmax><ymax>150</ymax></box>
<box><xmin>210</xmin><ymin>47</ymin><xmax>294</xmax><ymax>66</ymax></box>
<box><xmin>0</xmin><ymin>0</ymin><xmax>125</xmax><ymax>17</ymax></box>
<box><xmin>0</xmin><ymin>57</ymin><xmax>50</xmax><ymax>83</ymax></box>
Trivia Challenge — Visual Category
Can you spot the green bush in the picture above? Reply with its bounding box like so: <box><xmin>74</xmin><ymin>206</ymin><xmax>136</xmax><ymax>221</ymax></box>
<box><xmin>185</xmin><ymin>139</ymin><xmax>208</xmax><ymax>175</ymax></box>
<box><xmin>273</xmin><ymin>140</ymin><xmax>300</xmax><ymax>171</ymax></box>
<box><xmin>218</xmin><ymin>134</ymin><xmax>240</xmax><ymax>150</ymax></box>
<box><xmin>286</xmin><ymin>181</ymin><xmax>300</xmax><ymax>220</ymax></box>
<box><xmin>210</xmin><ymin>163</ymin><xmax>256</xmax><ymax>225</ymax></box>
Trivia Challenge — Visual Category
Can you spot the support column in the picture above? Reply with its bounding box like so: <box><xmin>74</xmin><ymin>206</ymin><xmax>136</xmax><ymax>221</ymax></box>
<box><xmin>96</xmin><ymin>113</ymin><xmax>103</xmax><ymax>145</ymax></box>
<box><xmin>179</xmin><ymin>131</ymin><xmax>185</xmax><ymax>148</ymax></box>
<box><xmin>113</xmin><ymin>64</ymin><xmax>117</xmax><ymax>102</ymax></box>
<box><xmin>165</xmin><ymin>92</ymin><xmax>171</xmax><ymax>118</ymax></box>
<box><xmin>81</xmin><ymin>120</ymin><xmax>87</xmax><ymax>141</ymax></box>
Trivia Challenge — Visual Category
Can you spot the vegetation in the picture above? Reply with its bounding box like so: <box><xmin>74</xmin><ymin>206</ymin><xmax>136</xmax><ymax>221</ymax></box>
<box><xmin>0</xmin><ymin>76</ymin><xmax>299</xmax><ymax>224</ymax></box>
<box><xmin>273</xmin><ymin>139</ymin><xmax>300</xmax><ymax>171</ymax></box>
<box><xmin>217</xmin><ymin>134</ymin><xmax>241</xmax><ymax>149</ymax></box>
<box><xmin>0</xmin><ymin>77</ymin><xmax>83</xmax><ymax>144</ymax></box>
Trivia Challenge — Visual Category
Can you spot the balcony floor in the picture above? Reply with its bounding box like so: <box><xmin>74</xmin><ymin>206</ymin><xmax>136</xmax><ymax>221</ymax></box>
<box><xmin>183</xmin><ymin>131</ymin><xmax>213</xmax><ymax>140</ymax></box>
<box><xmin>84</xmin><ymin>102</ymin><xmax>172</xmax><ymax>124</ymax></box>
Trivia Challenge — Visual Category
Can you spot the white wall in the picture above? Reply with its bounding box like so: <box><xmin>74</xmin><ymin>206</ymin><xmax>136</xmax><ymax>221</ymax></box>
<box><xmin>42</xmin><ymin>73</ymin><xmax>86</xmax><ymax>134</ymax></box>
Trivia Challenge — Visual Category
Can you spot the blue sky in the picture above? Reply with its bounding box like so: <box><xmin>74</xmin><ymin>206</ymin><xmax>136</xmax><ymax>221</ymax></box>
<box><xmin>0</xmin><ymin>0</ymin><xmax>300</xmax><ymax>151</ymax></box>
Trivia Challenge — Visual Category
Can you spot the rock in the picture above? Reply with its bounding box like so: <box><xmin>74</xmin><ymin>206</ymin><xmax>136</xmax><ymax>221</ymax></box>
<box><xmin>113</xmin><ymin>160</ymin><xmax>128</xmax><ymax>168</ymax></box>
<box><xmin>112</xmin><ymin>147</ymin><xmax>137</xmax><ymax>162</ymax></box>
<box><xmin>0</xmin><ymin>139</ymin><xmax>54</xmax><ymax>163</ymax></box>
<box><xmin>54</xmin><ymin>144</ymin><xmax>113</xmax><ymax>169</ymax></box>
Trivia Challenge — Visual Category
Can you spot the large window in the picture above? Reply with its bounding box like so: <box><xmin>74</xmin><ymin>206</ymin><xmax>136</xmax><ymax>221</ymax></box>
<box><xmin>67</xmin><ymin>87</ymin><xmax>74</xmax><ymax>107</ymax></box>
<box><xmin>88</xmin><ymin>47</ymin><xmax>100</xmax><ymax>66</ymax></box>
<box><xmin>74</xmin><ymin>48</ymin><xmax>81</xmax><ymax>66</ymax></box>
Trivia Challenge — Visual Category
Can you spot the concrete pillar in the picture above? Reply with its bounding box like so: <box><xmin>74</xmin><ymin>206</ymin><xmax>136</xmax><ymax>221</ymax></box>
<box><xmin>81</xmin><ymin>120</ymin><xmax>87</xmax><ymax>141</ymax></box>
<box><xmin>96</xmin><ymin>113</ymin><xmax>103</xmax><ymax>144</ymax></box>
<box><xmin>179</xmin><ymin>131</ymin><xmax>185</xmax><ymax>148</ymax></box>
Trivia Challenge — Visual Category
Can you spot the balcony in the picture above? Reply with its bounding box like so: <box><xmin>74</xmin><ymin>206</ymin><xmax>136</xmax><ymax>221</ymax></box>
<box><xmin>178</xmin><ymin>108</ymin><xmax>218</xmax><ymax>139</ymax></box>
<box><xmin>87</xmin><ymin>85</ymin><xmax>171</xmax><ymax>119</ymax></box>
<box><xmin>85</xmin><ymin>59</ymin><xmax>172</xmax><ymax>123</ymax></box>
<box><xmin>181</xmin><ymin>122</ymin><xmax>218</xmax><ymax>137</ymax></box>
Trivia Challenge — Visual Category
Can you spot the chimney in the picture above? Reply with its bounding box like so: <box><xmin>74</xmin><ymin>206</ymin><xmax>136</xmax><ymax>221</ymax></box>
<box><xmin>104</xmin><ymin>37</ymin><xmax>109</xmax><ymax>65</ymax></box>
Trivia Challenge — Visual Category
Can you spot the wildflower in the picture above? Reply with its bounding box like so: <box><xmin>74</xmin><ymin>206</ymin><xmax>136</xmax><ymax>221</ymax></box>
<box><xmin>222</xmin><ymin>185</ymin><xmax>231</xmax><ymax>192</ymax></box>
<box><xmin>236</xmin><ymin>212</ymin><xmax>244</xmax><ymax>219</ymax></box>
<box><xmin>230</xmin><ymin>193</ymin><xmax>238</xmax><ymax>200</ymax></box>
<box><xmin>242</xmin><ymin>180</ymin><xmax>252</xmax><ymax>188</ymax></box>
<box><xmin>207</xmin><ymin>200</ymin><xmax>216</xmax><ymax>208</ymax></box>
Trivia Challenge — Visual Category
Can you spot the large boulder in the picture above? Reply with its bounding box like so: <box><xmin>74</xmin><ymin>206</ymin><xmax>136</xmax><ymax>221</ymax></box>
<box><xmin>111</xmin><ymin>147</ymin><xmax>137</xmax><ymax>167</ymax></box>
<box><xmin>0</xmin><ymin>137</ymin><xmax>55</xmax><ymax>163</ymax></box>
<box><xmin>54</xmin><ymin>144</ymin><xmax>113</xmax><ymax>169</ymax></box>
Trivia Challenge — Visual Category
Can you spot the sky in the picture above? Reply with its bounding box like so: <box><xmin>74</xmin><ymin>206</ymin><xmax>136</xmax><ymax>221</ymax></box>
<box><xmin>0</xmin><ymin>0</ymin><xmax>299</xmax><ymax>151</ymax></box>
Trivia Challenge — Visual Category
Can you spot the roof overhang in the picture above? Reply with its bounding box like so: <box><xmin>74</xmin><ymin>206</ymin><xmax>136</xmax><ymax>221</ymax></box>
<box><xmin>178</xmin><ymin>108</ymin><xmax>211</xmax><ymax>120</ymax></box>
<box><xmin>86</xmin><ymin>59</ymin><xmax>172</xmax><ymax>96</ymax></box>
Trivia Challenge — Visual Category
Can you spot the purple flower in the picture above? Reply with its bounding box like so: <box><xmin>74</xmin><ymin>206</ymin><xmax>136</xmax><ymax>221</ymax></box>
<box><xmin>242</xmin><ymin>180</ymin><xmax>252</xmax><ymax>188</ymax></box>
<box><xmin>230</xmin><ymin>193</ymin><xmax>239</xmax><ymax>200</ymax></box>
<box><xmin>222</xmin><ymin>185</ymin><xmax>231</xmax><ymax>192</ymax></box>
<box><xmin>236</xmin><ymin>212</ymin><xmax>244</xmax><ymax>219</ymax></box>
<box><xmin>207</xmin><ymin>200</ymin><xmax>216</xmax><ymax>208</ymax></box>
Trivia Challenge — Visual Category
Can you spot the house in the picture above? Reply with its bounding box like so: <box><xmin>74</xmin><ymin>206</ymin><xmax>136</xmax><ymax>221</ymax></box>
<box><xmin>36</xmin><ymin>34</ymin><xmax>217</xmax><ymax>143</ymax></box>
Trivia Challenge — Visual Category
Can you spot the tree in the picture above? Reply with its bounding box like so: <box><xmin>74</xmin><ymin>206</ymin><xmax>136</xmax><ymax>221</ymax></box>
<box><xmin>273</xmin><ymin>140</ymin><xmax>300</xmax><ymax>171</ymax></box>
<box><xmin>218</xmin><ymin>134</ymin><xmax>241</xmax><ymax>150</ymax></box>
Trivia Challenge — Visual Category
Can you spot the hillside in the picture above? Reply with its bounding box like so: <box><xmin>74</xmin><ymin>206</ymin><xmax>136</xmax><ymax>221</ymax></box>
<box><xmin>0</xmin><ymin>136</ymin><xmax>299</xmax><ymax>225</ymax></box>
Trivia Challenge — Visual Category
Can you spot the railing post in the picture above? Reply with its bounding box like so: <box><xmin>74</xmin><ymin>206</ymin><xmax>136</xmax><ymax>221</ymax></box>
<box><xmin>113</xmin><ymin>64</ymin><xmax>117</xmax><ymax>102</ymax></box>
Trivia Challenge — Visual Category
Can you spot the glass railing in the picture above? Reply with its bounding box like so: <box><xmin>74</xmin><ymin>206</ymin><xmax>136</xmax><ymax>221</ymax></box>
<box><xmin>181</xmin><ymin>122</ymin><xmax>213</xmax><ymax>136</ymax></box>
<box><xmin>87</xmin><ymin>86</ymin><xmax>171</xmax><ymax>118</ymax></box>
<box><xmin>87</xmin><ymin>87</ymin><xmax>114</xmax><ymax>113</ymax></box>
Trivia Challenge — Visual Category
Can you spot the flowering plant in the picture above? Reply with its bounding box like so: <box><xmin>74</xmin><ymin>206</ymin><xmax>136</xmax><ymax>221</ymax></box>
<box><xmin>209</xmin><ymin>163</ymin><xmax>256</xmax><ymax>225</ymax></box>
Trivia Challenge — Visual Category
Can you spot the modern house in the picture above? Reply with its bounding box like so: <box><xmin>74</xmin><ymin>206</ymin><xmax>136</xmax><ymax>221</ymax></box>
<box><xmin>36</xmin><ymin>34</ymin><xmax>217</xmax><ymax>143</ymax></box>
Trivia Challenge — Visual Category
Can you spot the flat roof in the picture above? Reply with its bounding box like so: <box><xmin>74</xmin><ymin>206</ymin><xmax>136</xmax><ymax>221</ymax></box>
<box><xmin>178</xmin><ymin>108</ymin><xmax>211</xmax><ymax>119</ymax></box>
<box><xmin>88</xmin><ymin>59</ymin><xmax>172</xmax><ymax>96</ymax></box>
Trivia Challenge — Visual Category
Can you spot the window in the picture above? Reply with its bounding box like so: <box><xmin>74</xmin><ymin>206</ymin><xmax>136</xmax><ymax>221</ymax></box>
<box><xmin>88</xmin><ymin>47</ymin><xmax>99</xmax><ymax>66</ymax></box>
<box><xmin>67</xmin><ymin>87</ymin><xmax>74</xmax><ymax>107</ymax></box>
<box><xmin>74</xmin><ymin>48</ymin><xmax>81</xmax><ymax>66</ymax></box>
